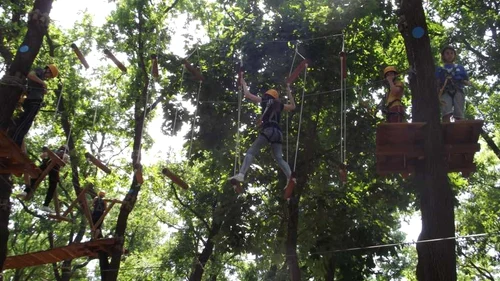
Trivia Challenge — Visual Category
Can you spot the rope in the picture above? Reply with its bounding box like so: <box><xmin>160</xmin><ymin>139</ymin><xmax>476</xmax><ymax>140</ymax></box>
<box><xmin>54</xmin><ymin>82</ymin><xmax>63</xmax><ymax>119</ymax></box>
<box><xmin>312</xmin><ymin>232</ymin><xmax>492</xmax><ymax>255</ymax></box>
<box><xmin>188</xmin><ymin>80</ymin><xmax>202</xmax><ymax>159</ymax></box>
<box><xmin>286</xmin><ymin>45</ymin><xmax>299</xmax><ymax>163</ymax></box>
<box><xmin>234</xmin><ymin>59</ymin><xmax>243</xmax><ymax>175</ymax></box>
<box><xmin>293</xmin><ymin>65</ymin><xmax>308</xmax><ymax>171</ymax></box>
<box><xmin>340</xmin><ymin>41</ymin><xmax>347</xmax><ymax>166</ymax></box>
<box><xmin>0</xmin><ymin>74</ymin><xmax>26</xmax><ymax>91</ymax></box>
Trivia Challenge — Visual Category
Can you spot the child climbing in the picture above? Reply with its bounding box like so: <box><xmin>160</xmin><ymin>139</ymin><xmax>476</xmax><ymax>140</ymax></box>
<box><xmin>10</xmin><ymin>64</ymin><xmax>59</xmax><ymax>146</ymax></box>
<box><xmin>436</xmin><ymin>45</ymin><xmax>470</xmax><ymax>122</ymax></box>
<box><xmin>383</xmin><ymin>66</ymin><xmax>405</xmax><ymax>123</ymax></box>
<box><xmin>229</xmin><ymin>77</ymin><xmax>296</xmax><ymax>193</ymax></box>
<box><xmin>18</xmin><ymin>145</ymin><xmax>69</xmax><ymax>212</ymax></box>
<box><xmin>92</xmin><ymin>191</ymin><xmax>107</xmax><ymax>239</ymax></box>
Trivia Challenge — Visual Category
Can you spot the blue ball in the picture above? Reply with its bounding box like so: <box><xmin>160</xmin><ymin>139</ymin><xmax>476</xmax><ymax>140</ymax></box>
<box><xmin>19</xmin><ymin>45</ymin><xmax>29</xmax><ymax>52</ymax></box>
<box><xmin>412</xmin><ymin>27</ymin><xmax>425</xmax><ymax>39</ymax></box>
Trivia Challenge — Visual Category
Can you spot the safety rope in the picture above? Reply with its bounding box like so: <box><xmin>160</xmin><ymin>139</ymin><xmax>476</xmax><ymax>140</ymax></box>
<box><xmin>286</xmin><ymin>45</ymin><xmax>299</xmax><ymax>163</ymax></box>
<box><xmin>339</xmin><ymin>37</ymin><xmax>347</xmax><ymax>166</ymax></box>
<box><xmin>187</xmin><ymin>47</ymin><xmax>203</xmax><ymax>159</ymax></box>
<box><xmin>293</xmin><ymin>64</ymin><xmax>308</xmax><ymax>171</ymax></box>
<box><xmin>188</xmin><ymin>79</ymin><xmax>202</xmax><ymax>159</ymax></box>
<box><xmin>234</xmin><ymin>59</ymin><xmax>243</xmax><ymax>175</ymax></box>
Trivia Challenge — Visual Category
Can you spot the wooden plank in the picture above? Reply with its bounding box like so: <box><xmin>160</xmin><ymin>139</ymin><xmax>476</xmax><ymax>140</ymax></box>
<box><xmin>376</xmin><ymin>144</ymin><xmax>425</xmax><ymax>157</ymax></box>
<box><xmin>443</xmin><ymin>143</ymin><xmax>481</xmax><ymax>154</ymax></box>
<box><xmin>3</xmin><ymin>238</ymin><xmax>116</xmax><ymax>270</ymax></box>
<box><xmin>376</xmin><ymin>122</ymin><xmax>426</xmax><ymax>146</ymax></box>
<box><xmin>0</xmin><ymin>131</ymin><xmax>41</xmax><ymax>178</ymax></box>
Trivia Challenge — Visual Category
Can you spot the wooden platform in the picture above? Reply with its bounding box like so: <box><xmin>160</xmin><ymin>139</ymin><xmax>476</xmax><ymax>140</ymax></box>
<box><xmin>0</xmin><ymin>131</ymin><xmax>41</xmax><ymax>178</ymax></box>
<box><xmin>3</xmin><ymin>238</ymin><xmax>116</xmax><ymax>270</ymax></box>
<box><xmin>376</xmin><ymin>120</ymin><xmax>483</xmax><ymax>177</ymax></box>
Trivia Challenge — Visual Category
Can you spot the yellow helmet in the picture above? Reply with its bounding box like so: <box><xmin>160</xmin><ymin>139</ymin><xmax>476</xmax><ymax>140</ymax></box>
<box><xmin>383</xmin><ymin>66</ymin><xmax>397</xmax><ymax>77</ymax></box>
<box><xmin>98</xmin><ymin>191</ymin><xmax>106</xmax><ymax>197</ymax></box>
<box><xmin>46</xmin><ymin>64</ymin><xmax>59</xmax><ymax>78</ymax></box>
<box><xmin>265</xmin><ymin>89</ymin><xmax>279</xmax><ymax>99</ymax></box>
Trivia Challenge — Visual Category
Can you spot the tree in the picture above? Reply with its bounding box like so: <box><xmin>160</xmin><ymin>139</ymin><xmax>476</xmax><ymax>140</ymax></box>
<box><xmin>398</xmin><ymin>0</ymin><xmax>456</xmax><ymax>280</ymax></box>
<box><xmin>0</xmin><ymin>0</ymin><xmax>55</xmax><ymax>272</ymax></box>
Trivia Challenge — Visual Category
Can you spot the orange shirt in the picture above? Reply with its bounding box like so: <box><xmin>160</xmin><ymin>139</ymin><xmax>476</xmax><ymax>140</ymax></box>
<box><xmin>385</xmin><ymin>80</ymin><xmax>404</xmax><ymax>108</ymax></box>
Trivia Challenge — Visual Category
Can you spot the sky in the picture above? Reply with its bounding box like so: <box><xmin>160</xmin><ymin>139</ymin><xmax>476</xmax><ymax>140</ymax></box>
<box><xmin>49</xmin><ymin>0</ymin><xmax>422</xmax><ymax>243</ymax></box>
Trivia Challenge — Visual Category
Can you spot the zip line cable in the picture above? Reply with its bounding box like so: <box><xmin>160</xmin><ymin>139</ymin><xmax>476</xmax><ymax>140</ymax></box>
<box><xmin>82</xmin><ymin>232</ymin><xmax>497</xmax><ymax>274</ymax></box>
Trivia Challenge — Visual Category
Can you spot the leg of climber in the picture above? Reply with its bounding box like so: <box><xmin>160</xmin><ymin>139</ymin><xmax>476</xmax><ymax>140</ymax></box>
<box><xmin>440</xmin><ymin>93</ymin><xmax>453</xmax><ymax>123</ymax></box>
<box><xmin>453</xmin><ymin>89</ymin><xmax>465</xmax><ymax>121</ymax></box>
<box><xmin>10</xmin><ymin>99</ymin><xmax>43</xmax><ymax>146</ymax></box>
<box><xmin>230</xmin><ymin>133</ymin><xmax>269</xmax><ymax>182</ymax></box>
<box><xmin>41</xmin><ymin>166</ymin><xmax>59</xmax><ymax>212</ymax></box>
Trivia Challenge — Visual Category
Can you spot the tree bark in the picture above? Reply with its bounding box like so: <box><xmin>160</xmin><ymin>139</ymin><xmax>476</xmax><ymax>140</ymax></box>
<box><xmin>325</xmin><ymin>255</ymin><xmax>336</xmax><ymax>281</ymax></box>
<box><xmin>0</xmin><ymin>0</ymin><xmax>54</xmax><ymax>273</ymax></box>
<box><xmin>286</xmin><ymin>196</ymin><xmax>301</xmax><ymax>281</ymax></box>
<box><xmin>398</xmin><ymin>0</ymin><xmax>456</xmax><ymax>280</ymax></box>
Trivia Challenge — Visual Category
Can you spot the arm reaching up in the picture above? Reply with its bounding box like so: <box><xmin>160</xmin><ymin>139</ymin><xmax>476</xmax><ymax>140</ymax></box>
<box><xmin>241</xmin><ymin>77</ymin><xmax>262</xmax><ymax>104</ymax></box>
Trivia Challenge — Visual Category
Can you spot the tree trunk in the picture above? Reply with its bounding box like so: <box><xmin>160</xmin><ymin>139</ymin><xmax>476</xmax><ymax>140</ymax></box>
<box><xmin>398</xmin><ymin>1</ymin><xmax>456</xmax><ymax>280</ymax></box>
<box><xmin>325</xmin><ymin>255</ymin><xmax>336</xmax><ymax>281</ymax></box>
<box><xmin>189</xmin><ymin>239</ymin><xmax>216</xmax><ymax>281</ymax></box>
<box><xmin>286</xmin><ymin>196</ymin><xmax>301</xmax><ymax>281</ymax></box>
<box><xmin>0</xmin><ymin>0</ymin><xmax>53</xmax><ymax>272</ymax></box>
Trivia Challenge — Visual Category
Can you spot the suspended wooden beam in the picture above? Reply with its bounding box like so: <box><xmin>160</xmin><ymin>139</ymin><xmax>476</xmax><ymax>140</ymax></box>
<box><xmin>3</xmin><ymin>238</ymin><xmax>116</xmax><ymax>270</ymax></box>
<box><xmin>162</xmin><ymin>168</ymin><xmax>189</xmax><ymax>190</ymax></box>
<box><xmin>286</xmin><ymin>59</ymin><xmax>310</xmax><ymax>84</ymax></box>
<box><xmin>85</xmin><ymin>152</ymin><xmax>111</xmax><ymax>174</ymax></box>
<box><xmin>0</xmin><ymin>131</ymin><xmax>41</xmax><ymax>178</ymax></box>
<box><xmin>70</xmin><ymin>43</ymin><xmax>89</xmax><ymax>69</ymax></box>
<box><xmin>104</xmin><ymin>49</ymin><xmax>127</xmax><ymax>73</ymax></box>
<box><xmin>151</xmin><ymin>54</ymin><xmax>159</xmax><ymax>79</ymax></box>
<box><xmin>182</xmin><ymin>59</ymin><xmax>205</xmax><ymax>81</ymax></box>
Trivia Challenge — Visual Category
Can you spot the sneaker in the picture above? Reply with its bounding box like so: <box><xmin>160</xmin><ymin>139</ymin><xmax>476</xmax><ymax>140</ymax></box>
<box><xmin>40</xmin><ymin>206</ymin><xmax>54</xmax><ymax>213</ymax></box>
<box><xmin>229</xmin><ymin>173</ymin><xmax>244</xmax><ymax>183</ymax></box>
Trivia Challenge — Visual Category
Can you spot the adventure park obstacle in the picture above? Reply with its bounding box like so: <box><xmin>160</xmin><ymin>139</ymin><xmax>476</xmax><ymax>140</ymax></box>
<box><xmin>104</xmin><ymin>49</ymin><xmax>127</xmax><ymax>73</ymax></box>
<box><xmin>376</xmin><ymin>120</ymin><xmax>483</xmax><ymax>177</ymax></box>
<box><xmin>3</xmin><ymin>238</ymin><xmax>117</xmax><ymax>270</ymax></box>
<box><xmin>70</xmin><ymin>43</ymin><xmax>89</xmax><ymax>69</ymax></box>
<box><xmin>182</xmin><ymin>59</ymin><xmax>205</xmax><ymax>81</ymax></box>
<box><xmin>162</xmin><ymin>168</ymin><xmax>189</xmax><ymax>190</ymax></box>
<box><xmin>85</xmin><ymin>152</ymin><xmax>112</xmax><ymax>174</ymax></box>
<box><xmin>0</xmin><ymin>131</ymin><xmax>41</xmax><ymax>178</ymax></box>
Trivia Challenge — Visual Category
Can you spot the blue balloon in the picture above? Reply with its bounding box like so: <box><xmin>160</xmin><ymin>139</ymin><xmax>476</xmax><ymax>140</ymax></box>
<box><xmin>412</xmin><ymin>27</ymin><xmax>425</xmax><ymax>39</ymax></box>
<box><xmin>19</xmin><ymin>45</ymin><xmax>29</xmax><ymax>52</ymax></box>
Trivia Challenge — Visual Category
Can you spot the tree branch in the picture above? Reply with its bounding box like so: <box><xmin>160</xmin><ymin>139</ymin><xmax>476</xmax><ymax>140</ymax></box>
<box><xmin>170</xmin><ymin>183</ymin><xmax>212</xmax><ymax>233</ymax></box>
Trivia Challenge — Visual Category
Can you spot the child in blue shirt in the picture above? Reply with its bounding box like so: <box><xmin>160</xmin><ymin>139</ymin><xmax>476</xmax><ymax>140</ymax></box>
<box><xmin>436</xmin><ymin>46</ymin><xmax>470</xmax><ymax>122</ymax></box>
